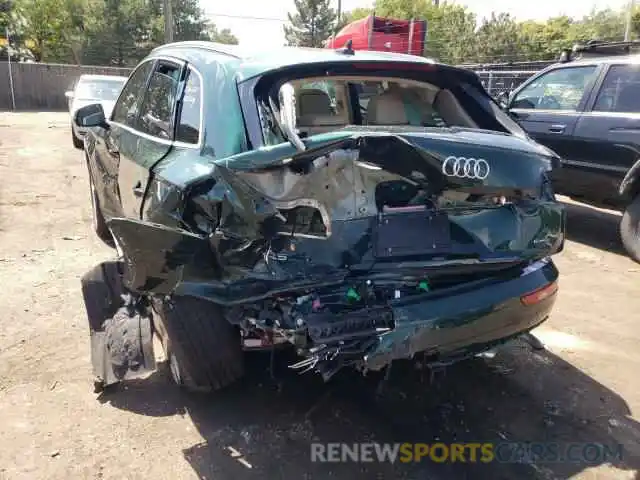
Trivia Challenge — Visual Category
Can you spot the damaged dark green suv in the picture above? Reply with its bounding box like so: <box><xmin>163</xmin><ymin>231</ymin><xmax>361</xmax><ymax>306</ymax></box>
<box><xmin>75</xmin><ymin>42</ymin><xmax>566</xmax><ymax>392</ymax></box>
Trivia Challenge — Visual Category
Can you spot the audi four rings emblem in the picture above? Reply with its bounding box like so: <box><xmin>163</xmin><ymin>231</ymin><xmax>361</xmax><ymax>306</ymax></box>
<box><xmin>442</xmin><ymin>156</ymin><xmax>490</xmax><ymax>180</ymax></box>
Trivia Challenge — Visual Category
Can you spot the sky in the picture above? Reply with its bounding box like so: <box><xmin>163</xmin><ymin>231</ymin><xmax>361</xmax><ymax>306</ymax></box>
<box><xmin>201</xmin><ymin>0</ymin><xmax>630</xmax><ymax>49</ymax></box>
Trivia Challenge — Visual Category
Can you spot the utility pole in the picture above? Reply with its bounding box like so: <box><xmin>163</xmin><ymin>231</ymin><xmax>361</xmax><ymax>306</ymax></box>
<box><xmin>625</xmin><ymin>0</ymin><xmax>636</xmax><ymax>41</ymax></box>
<box><xmin>164</xmin><ymin>0</ymin><xmax>174</xmax><ymax>43</ymax></box>
<box><xmin>433</xmin><ymin>0</ymin><xmax>439</xmax><ymax>6</ymax></box>
<box><xmin>6</xmin><ymin>27</ymin><xmax>16</xmax><ymax>110</ymax></box>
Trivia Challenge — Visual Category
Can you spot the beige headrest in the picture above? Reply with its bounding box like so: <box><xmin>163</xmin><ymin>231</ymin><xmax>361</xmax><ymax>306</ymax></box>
<box><xmin>367</xmin><ymin>91</ymin><xmax>409</xmax><ymax>125</ymax></box>
<box><xmin>296</xmin><ymin>89</ymin><xmax>332</xmax><ymax>117</ymax></box>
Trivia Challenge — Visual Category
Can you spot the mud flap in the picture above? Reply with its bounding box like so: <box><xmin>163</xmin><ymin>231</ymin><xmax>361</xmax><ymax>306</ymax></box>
<box><xmin>81</xmin><ymin>261</ymin><xmax>156</xmax><ymax>390</ymax></box>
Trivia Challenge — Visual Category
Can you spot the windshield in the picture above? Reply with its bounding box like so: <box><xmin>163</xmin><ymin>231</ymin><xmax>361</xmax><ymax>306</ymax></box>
<box><xmin>261</xmin><ymin>75</ymin><xmax>495</xmax><ymax>145</ymax></box>
<box><xmin>75</xmin><ymin>78</ymin><xmax>126</xmax><ymax>101</ymax></box>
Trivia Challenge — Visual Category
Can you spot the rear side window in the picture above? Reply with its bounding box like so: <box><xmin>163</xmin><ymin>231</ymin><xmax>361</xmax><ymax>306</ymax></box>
<box><xmin>137</xmin><ymin>62</ymin><xmax>182</xmax><ymax>140</ymax></box>
<box><xmin>111</xmin><ymin>61</ymin><xmax>153</xmax><ymax>126</ymax></box>
<box><xmin>511</xmin><ymin>66</ymin><xmax>598</xmax><ymax>111</ymax></box>
<box><xmin>593</xmin><ymin>64</ymin><xmax>640</xmax><ymax>113</ymax></box>
<box><xmin>176</xmin><ymin>69</ymin><xmax>202</xmax><ymax>144</ymax></box>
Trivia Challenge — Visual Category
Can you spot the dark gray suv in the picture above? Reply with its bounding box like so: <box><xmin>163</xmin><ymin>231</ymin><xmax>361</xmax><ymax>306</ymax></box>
<box><xmin>503</xmin><ymin>42</ymin><xmax>640</xmax><ymax>261</ymax></box>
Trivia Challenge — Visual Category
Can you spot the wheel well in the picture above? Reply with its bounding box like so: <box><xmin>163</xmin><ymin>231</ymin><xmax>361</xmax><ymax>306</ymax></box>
<box><xmin>625</xmin><ymin>175</ymin><xmax>640</xmax><ymax>202</ymax></box>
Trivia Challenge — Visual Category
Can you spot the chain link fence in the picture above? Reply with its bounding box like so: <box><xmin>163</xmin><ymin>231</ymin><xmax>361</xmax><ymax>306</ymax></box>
<box><xmin>474</xmin><ymin>70</ymin><xmax>539</xmax><ymax>98</ymax></box>
<box><xmin>457</xmin><ymin>60</ymin><xmax>555</xmax><ymax>99</ymax></box>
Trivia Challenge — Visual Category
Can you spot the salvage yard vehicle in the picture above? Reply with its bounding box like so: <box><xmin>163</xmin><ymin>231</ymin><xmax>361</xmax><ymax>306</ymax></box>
<box><xmin>76</xmin><ymin>42</ymin><xmax>566</xmax><ymax>392</ymax></box>
<box><xmin>502</xmin><ymin>41</ymin><xmax>640</xmax><ymax>262</ymax></box>
<box><xmin>66</xmin><ymin>74</ymin><xmax>127</xmax><ymax>149</ymax></box>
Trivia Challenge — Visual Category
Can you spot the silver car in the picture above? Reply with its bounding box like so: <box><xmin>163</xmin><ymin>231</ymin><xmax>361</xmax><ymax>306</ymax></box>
<box><xmin>66</xmin><ymin>74</ymin><xmax>128</xmax><ymax>149</ymax></box>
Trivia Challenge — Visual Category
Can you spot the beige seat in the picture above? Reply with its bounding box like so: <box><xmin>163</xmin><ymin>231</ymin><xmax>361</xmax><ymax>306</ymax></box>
<box><xmin>433</xmin><ymin>89</ymin><xmax>477</xmax><ymax>127</ymax></box>
<box><xmin>366</xmin><ymin>89</ymin><xmax>410</xmax><ymax>125</ymax></box>
<box><xmin>296</xmin><ymin>89</ymin><xmax>346</xmax><ymax>134</ymax></box>
<box><xmin>297</xmin><ymin>89</ymin><xmax>332</xmax><ymax>117</ymax></box>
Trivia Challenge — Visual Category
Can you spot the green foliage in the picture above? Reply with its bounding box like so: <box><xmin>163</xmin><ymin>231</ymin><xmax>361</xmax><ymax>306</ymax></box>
<box><xmin>9</xmin><ymin>0</ymin><xmax>238</xmax><ymax>65</ymax></box>
<box><xmin>334</xmin><ymin>1</ymin><xmax>640</xmax><ymax>64</ymax></box>
<box><xmin>207</xmin><ymin>24</ymin><xmax>239</xmax><ymax>45</ymax></box>
<box><xmin>336</xmin><ymin>7</ymin><xmax>371</xmax><ymax>32</ymax></box>
<box><xmin>284</xmin><ymin>0</ymin><xmax>337</xmax><ymax>47</ymax></box>
<box><xmin>4</xmin><ymin>0</ymin><xmax>640</xmax><ymax>67</ymax></box>
<box><xmin>371</xmin><ymin>0</ymin><xmax>478</xmax><ymax>63</ymax></box>
<box><xmin>82</xmin><ymin>0</ymin><xmax>151</xmax><ymax>66</ymax></box>
<box><xmin>1</xmin><ymin>0</ymin><xmax>13</xmax><ymax>32</ymax></box>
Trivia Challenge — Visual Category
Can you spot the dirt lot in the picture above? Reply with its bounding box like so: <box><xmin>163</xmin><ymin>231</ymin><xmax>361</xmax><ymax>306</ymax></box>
<box><xmin>0</xmin><ymin>112</ymin><xmax>639</xmax><ymax>480</ymax></box>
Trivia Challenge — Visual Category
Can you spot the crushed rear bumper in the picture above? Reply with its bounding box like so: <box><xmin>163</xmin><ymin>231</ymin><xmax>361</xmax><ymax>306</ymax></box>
<box><xmin>294</xmin><ymin>258</ymin><xmax>559</xmax><ymax>377</ymax></box>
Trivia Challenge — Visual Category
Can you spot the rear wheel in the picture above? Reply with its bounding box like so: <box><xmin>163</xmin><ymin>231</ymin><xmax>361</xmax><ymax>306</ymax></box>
<box><xmin>621</xmin><ymin>194</ymin><xmax>640</xmax><ymax>263</ymax></box>
<box><xmin>153</xmin><ymin>296</ymin><xmax>244</xmax><ymax>392</ymax></box>
<box><xmin>72</xmin><ymin>129</ymin><xmax>83</xmax><ymax>149</ymax></box>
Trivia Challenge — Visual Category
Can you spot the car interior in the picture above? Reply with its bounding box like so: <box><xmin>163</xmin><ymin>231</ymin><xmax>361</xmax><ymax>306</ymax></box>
<box><xmin>279</xmin><ymin>77</ymin><xmax>479</xmax><ymax>138</ymax></box>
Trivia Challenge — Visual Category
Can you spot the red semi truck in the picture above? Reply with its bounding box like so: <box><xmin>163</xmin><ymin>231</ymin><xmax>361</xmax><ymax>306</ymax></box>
<box><xmin>325</xmin><ymin>15</ymin><xmax>427</xmax><ymax>56</ymax></box>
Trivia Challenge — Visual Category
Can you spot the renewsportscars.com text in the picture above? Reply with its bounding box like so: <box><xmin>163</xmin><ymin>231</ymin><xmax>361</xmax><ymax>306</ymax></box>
<box><xmin>310</xmin><ymin>442</ymin><xmax>623</xmax><ymax>464</ymax></box>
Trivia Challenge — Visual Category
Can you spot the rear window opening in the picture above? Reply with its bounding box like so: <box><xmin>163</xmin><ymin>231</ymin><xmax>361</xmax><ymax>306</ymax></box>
<box><xmin>274</xmin><ymin>76</ymin><xmax>480</xmax><ymax>140</ymax></box>
<box><xmin>245</xmin><ymin>62</ymin><xmax>530</xmax><ymax>149</ymax></box>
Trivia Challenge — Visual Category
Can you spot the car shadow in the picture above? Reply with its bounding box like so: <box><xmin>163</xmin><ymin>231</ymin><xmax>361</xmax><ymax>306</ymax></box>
<box><xmin>561</xmin><ymin>199</ymin><xmax>626</xmax><ymax>256</ymax></box>
<box><xmin>98</xmin><ymin>341</ymin><xmax>640</xmax><ymax>479</ymax></box>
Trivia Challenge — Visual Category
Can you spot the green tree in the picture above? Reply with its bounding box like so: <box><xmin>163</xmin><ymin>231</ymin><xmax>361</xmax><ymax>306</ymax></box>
<box><xmin>1</xmin><ymin>0</ymin><xmax>13</xmax><ymax>32</ymax></box>
<box><xmin>82</xmin><ymin>0</ymin><xmax>150</xmax><ymax>66</ymax></box>
<box><xmin>207</xmin><ymin>23</ymin><xmax>239</xmax><ymax>44</ymax></box>
<box><xmin>148</xmin><ymin>0</ymin><xmax>225</xmax><ymax>44</ymax></box>
<box><xmin>373</xmin><ymin>0</ymin><xmax>476</xmax><ymax>63</ymax></box>
<box><xmin>14</xmin><ymin>0</ymin><xmax>79</xmax><ymax>61</ymax></box>
<box><xmin>284</xmin><ymin>0</ymin><xmax>337</xmax><ymax>47</ymax></box>
<box><xmin>336</xmin><ymin>7</ymin><xmax>371</xmax><ymax>32</ymax></box>
<box><xmin>427</xmin><ymin>3</ymin><xmax>477</xmax><ymax>63</ymax></box>
<box><xmin>168</xmin><ymin>0</ymin><xmax>208</xmax><ymax>41</ymax></box>
<box><xmin>474</xmin><ymin>13</ymin><xmax>521</xmax><ymax>63</ymax></box>
<box><xmin>579</xmin><ymin>8</ymin><xmax>625</xmax><ymax>42</ymax></box>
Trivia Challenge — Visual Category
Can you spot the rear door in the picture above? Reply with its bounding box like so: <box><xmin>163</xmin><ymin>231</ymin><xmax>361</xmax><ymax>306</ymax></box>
<box><xmin>117</xmin><ymin>58</ymin><xmax>185</xmax><ymax>218</ymax></box>
<box><xmin>507</xmin><ymin>64</ymin><xmax>601</xmax><ymax>195</ymax></box>
<box><xmin>570</xmin><ymin>63</ymin><xmax>640</xmax><ymax>205</ymax></box>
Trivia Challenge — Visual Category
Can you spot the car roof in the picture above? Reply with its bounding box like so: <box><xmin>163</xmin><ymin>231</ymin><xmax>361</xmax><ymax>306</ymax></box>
<box><xmin>150</xmin><ymin>41</ymin><xmax>449</xmax><ymax>81</ymax></box>
<box><xmin>78</xmin><ymin>74</ymin><xmax>128</xmax><ymax>82</ymax></box>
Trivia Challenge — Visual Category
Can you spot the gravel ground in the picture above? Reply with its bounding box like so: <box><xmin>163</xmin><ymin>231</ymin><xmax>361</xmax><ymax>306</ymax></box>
<box><xmin>1</xmin><ymin>112</ymin><xmax>639</xmax><ymax>480</ymax></box>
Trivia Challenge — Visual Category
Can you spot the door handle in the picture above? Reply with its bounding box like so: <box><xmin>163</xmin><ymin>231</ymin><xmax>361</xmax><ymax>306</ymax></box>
<box><xmin>132</xmin><ymin>182</ymin><xmax>144</xmax><ymax>197</ymax></box>
<box><xmin>548</xmin><ymin>124</ymin><xmax>566</xmax><ymax>134</ymax></box>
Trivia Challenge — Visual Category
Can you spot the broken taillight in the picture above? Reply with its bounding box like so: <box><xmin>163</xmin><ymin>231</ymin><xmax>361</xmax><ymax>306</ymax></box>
<box><xmin>520</xmin><ymin>281</ymin><xmax>558</xmax><ymax>306</ymax></box>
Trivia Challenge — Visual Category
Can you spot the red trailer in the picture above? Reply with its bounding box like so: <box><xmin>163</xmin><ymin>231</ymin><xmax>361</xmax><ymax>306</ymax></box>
<box><xmin>325</xmin><ymin>15</ymin><xmax>428</xmax><ymax>56</ymax></box>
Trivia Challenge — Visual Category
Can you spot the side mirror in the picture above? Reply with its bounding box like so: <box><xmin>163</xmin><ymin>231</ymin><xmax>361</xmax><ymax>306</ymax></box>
<box><xmin>65</xmin><ymin>90</ymin><xmax>74</xmax><ymax>100</ymax></box>
<box><xmin>74</xmin><ymin>103</ymin><xmax>108</xmax><ymax>128</ymax></box>
<box><xmin>495</xmin><ymin>91</ymin><xmax>511</xmax><ymax>110</ymax></box>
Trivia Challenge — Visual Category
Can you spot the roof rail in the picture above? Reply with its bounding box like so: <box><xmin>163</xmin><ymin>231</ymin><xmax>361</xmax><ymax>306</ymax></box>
<box><xmin>559</xmin><ymin>39</ymin><xmax>640</xmax><ymax>62</ymax></box>
<box><xmin>151</xmin><ymin>41</ymin><xmax>241</xmax><ymax>59</ymax></box>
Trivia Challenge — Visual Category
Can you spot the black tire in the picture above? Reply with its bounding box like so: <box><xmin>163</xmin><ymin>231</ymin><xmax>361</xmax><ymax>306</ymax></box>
<box><xmin>621</xmin><ymin>194</ymin><xmax>640</xmax><ymax>263</ymax></box>
<box><xmin>72</xmin><ymin>129</ymin><xmax>83</xmax><ymax>149</ymax></box>
<box><xmin>153</xmin><ymin>296</ymin><xmax>244</xmax><ymax>392</ymax></box>
<box><xmin>87</xmin><ymin>159</ymin><xmax>115</xmax><ymax>248</ymax></box>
